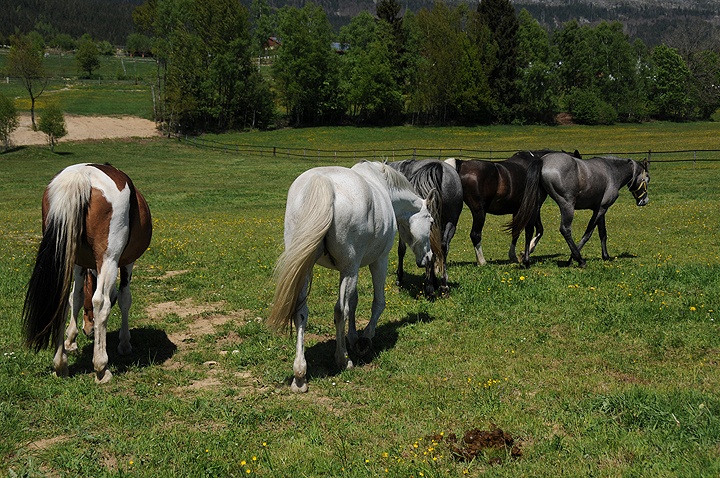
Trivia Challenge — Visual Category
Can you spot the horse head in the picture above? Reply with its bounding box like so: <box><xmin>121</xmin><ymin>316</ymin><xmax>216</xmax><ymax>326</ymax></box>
<box><xmin>629</xmin><ymin>158</ymin><xmax>650</xmax><ymax>206</ymax></box>
<box><xmin>404</xmin><ymin>188</ymin><xmax>439</xmax><ymax>268</ymax></box>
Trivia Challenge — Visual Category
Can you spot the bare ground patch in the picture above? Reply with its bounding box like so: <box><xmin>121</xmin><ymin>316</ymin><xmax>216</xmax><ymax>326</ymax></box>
<box><xmin>144</xmin><ymin>298</ymin><xmax>260</xmax><ymax>392</ymax></box>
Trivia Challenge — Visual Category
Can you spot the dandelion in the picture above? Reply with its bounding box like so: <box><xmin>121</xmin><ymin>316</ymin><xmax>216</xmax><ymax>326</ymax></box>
<box><xmin>519</xmin><ymin>276</ymin><xmax>525</xmax><ymax>281</ymax></box>
<box><xmin>690</xmin><ymin>306</ymin><xmax>697</xmax><ymax>311</ymax></box>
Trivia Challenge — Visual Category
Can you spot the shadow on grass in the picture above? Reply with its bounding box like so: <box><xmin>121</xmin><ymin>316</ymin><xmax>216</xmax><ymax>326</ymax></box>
<box><xmin>292</xmin><ymin>311</ymin><xmax>436</xmax><ymax>385</ymax></box>
<box><xmin>68</xmin><ymin>326</ymin><xmax>176</xmax><ymax>377</ymax></box>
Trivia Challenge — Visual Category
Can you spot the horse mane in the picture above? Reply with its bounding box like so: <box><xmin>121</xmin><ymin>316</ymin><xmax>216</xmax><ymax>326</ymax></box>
<box><xmin>359</xmin><ymin>160</ymin><xmax>416</xmax><ymax>193</ymax></box>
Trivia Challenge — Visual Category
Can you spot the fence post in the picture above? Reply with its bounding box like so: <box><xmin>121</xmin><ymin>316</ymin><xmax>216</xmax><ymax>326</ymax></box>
<box><xmin>273</xmin><ymin>146</ymin><xmax>276</xmax><ymax>157</ymax></box>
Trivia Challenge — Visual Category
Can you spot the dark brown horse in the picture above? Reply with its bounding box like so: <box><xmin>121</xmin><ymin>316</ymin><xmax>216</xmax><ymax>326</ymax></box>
<box><xmin>446</xmin><ymin>150</ymin><xmax>579</xmax><ymax>265</ymax></box>
<box><xmin>23</xmin><ymin>163</ymin><xmax>152</xmax><ymax>383</ymax></box>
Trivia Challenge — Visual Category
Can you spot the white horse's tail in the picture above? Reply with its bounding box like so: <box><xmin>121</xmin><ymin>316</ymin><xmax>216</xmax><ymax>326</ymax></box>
<box><xmin>267</xmin><ymin>175</ymin><xmax>334</xmax><ymax>333</ymax></box>
<box><xmin>23</xmin><ymin>167</ymin><xmax>92</xmax><ymax>351</ymax></box>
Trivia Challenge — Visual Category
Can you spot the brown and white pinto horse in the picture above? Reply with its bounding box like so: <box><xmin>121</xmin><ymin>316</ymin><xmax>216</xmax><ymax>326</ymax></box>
<box><xmin>22</xmin><ymin>163</ymin><xmax>152</xmax><ymax>383</ymax></box>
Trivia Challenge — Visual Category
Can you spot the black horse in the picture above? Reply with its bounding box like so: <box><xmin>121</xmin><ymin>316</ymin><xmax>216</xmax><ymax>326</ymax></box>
<box><xmin>509</xmin><ymin>152</ymin><xmax>649</xmax><ymax>267</ymax></box>
<box><xmin>447</xmin><ymin>150</ymin><xmax>580</xmax><ymax>265</ymax></box>
<box><xmin>389</xmin><ymin>159</ymin><xmax>464</xmax><ymax>298</ymax></box>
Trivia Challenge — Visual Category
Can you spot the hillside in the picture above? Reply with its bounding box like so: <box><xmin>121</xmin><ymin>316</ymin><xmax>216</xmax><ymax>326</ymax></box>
<box><xmin>2</xmin><ymin>0</ymin><xmax>719</xmax><ymax>48</ymax></box>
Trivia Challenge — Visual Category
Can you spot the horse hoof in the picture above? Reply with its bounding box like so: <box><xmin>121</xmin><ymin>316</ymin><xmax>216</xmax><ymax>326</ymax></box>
<box><xmin>95</xmin><ymin>369</ymin><xmax>112</xmax><ymax>384</ymax></box>
<box><xmin>439</xmin><ymin>285</ymin><xmax>450</xmax><ymax>295</ymax></box>
<box><xmin>64</xmin><ymin>342</ymin><xmax>78</xmax><ymax>354</ymax></box>
<box><xmin>355</xmin><ymin>337</ymin><xmax>372</xmax><ymax>357</ymax></box>
<box><xmin>54</xmin><ymin>366</ymin><xmax>69</xmax><ymax>379</ymax></box>
<box><xmin>291</xmin><ymin>377</ymin><xmax>308</xmax><ymax>393</ymax></box>
<box><xmin>117</xmin><ymin>342</ymin><xmax>132</xmax><ymax>356</ymax></box>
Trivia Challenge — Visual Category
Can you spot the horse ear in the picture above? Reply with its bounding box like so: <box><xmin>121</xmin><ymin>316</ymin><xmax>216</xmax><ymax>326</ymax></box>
<box><xmin>643</xmin><ymin>158</ymin><xmax>649</xmax><ymax>171</ymax></box>
<box><xmin>574</xmin><ymin>150</ymin><xmax>582</xmax><ymax>159</ymax></box>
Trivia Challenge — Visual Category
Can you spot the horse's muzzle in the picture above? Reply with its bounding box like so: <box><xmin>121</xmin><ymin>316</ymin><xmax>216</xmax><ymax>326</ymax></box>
<box><xmin>418</xmin><ymin>251</ymin><xmax>433</xmax><ymax>268</ymax></box>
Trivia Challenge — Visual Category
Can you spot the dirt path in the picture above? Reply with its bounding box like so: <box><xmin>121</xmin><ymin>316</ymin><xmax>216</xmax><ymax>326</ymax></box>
<box><xmin>10</xmin><ymin>113</ymin><xmax>161</xmax><ymax>146</ymax></box>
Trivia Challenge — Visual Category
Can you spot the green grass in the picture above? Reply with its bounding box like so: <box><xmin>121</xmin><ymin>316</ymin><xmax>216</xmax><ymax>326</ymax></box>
<box><xmin>1</xmin><ymin>124</ymin><xmax>719</xmax><ymax>477</ymax></box>
<box><xmin>0</xmin><ymin>51</ymin><xmax>156</xmax><ymax>118</ymax></box>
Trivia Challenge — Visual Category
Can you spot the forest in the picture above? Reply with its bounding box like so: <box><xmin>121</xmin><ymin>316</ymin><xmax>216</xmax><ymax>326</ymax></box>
<box><xmin>3</xmin><ymin>0</ymin><xmax>720</xmax><ymax>132</ymax></box>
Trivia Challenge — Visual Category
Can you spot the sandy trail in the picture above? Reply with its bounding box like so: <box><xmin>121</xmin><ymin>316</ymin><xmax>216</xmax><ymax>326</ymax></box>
<box><xmin>9</xmin><ymin>113</ymin><xmax>161</xmax><ymax>146</ymax></box>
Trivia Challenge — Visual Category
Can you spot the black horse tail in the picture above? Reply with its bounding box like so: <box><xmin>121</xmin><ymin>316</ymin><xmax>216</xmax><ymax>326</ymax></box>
<box><xmin>23</xmin><ymin>170</ymin><xmax>91</xmax><ymax>351</ymax></box>
<box><xmin>507</xmin><ymin>159</ymin><xmax>542</xmax><ymax>238</ymax></box>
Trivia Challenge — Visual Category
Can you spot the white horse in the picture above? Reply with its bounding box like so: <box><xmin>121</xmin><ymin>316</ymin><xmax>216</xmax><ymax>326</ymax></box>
<box><xmin>267</xmin><ymin>161</ymin><xmax>440</xmax><ymax>393</ymax></box>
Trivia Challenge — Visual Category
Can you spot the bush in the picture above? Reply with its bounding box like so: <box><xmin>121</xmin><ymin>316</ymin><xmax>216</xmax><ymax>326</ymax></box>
<box><xmin>38</xmin><ymin>104</ymin><xmax>67</xmax><ymax>151</ymax></box>
<box><xmin>567</xmin><ymin>88</ymin><xmax>618</xmax><ymax>125</ymax></box>
<box><xmin>0</xmin><ymin>94</ymin><xmax>19</xmax><ymax>152</ymax></box>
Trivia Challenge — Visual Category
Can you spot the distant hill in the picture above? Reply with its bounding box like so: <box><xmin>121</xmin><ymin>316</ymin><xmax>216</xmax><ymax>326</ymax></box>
<box><xmin>2</xmin><ymin>0</ymin><xmax>143</xmax><ymax>46</ymax></box>
<box><xmin>3</xmin><ymin>0</ymin><xmax>719</xmax><ymax>49</ymax></box>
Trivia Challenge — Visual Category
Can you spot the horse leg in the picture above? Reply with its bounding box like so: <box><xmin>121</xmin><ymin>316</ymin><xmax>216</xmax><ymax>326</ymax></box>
<box><xmin>438</xmin><ymin>222</ymin><xmax>455</xmax><ymax>293</ymax></box>
<box><xmin>289</xmin><ymin>281</ymin><xmax>310</xmax><ymax>393</ymax></box>
<box><xmin>52</xmin><ymin>302</ymin><xmax>70</xmax><ymax>378</ymax></box>
<box><xmin>597</xmin><ymin>216</ymin><xmax>611</xmax><ymax>260</ymax></box>
<box><xmin>576</xmin><ymin>209</ymin><xmax>602</xmax><ymax>252</ymax></box>
<box><xmin>82</xmin><ymin>269</ymin><xmax>96</xmax><ymax>337</ymax></box>
<box><xmin>117</xmin><ymin>263</ymin><xmax>134</xmax><ymax>356</ymax></box>
<box><xmin>469</xmin><ymin>209</ymin><xmax>487</xmax><ymax>266</ymax></box>
<box><xmin>64</xmin><ymin>266</ymin><xmax>85</xmax><ymax>353</ymax></box>
<box><xmin>396</xmin><ymin>240</ymin><xmax>406</xmax><ymax>286</ymax></box>
<box><xmin>335</xmin><ymin>270</ymin><xmax>358</xmax><ymax>371</ymax></box>
<box><xmin>287</xmin><ymin>275</ymin><xmax>312</xmax><ymax>393</ymax></box>
<box><xmin>424</xmin><ymin>259</ymin><xmax>437</xmax><ymax>300</ymax></box>
<box><xmin>92</xmin><ymin>261</ymin><xmax>119</xmax><ymax>384</ymax></box>
<box><xmin>509</xmin><ymin>229</ymin><xmax>520</xmax><ymax>263</ymax></box>
<box><xmin>557</xmin><ymin>203</ymin><xmax>585</xmax><ymax>268</ymax></box>
<box><xmin>529</xmin><ymin>213</ymin><xmax>544</xmax><ymax>254</ymax></box>
<box><xmin>356</xmin><ymin>257</ymin><xmax>388</xmax><ymax>356</ymax></box>
<box><xmin>521</xmin><ymin>192</ymin><xmax>547</xmax><ymax>268</ymax></box>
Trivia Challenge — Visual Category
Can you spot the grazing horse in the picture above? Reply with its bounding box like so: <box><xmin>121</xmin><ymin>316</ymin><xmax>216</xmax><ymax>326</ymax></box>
<box><xmin>510</xmin><ymin>152</ymin><xmax>649</xmax><ymax>267</ymax></box>
<box><xmin>446</xmin><ymin>150</ymin><xmax>579</xmax><ymax>265</ymax></box>
<box><xmin>23</xmin><ymin>163</ymin><xmax>152</xmax><ymax>383</ymax></box>
<box><xmin>267</xmin><ymin>161</ymin><xmax>439</xmax><ymax>393</ymax></box>
<box><xmin>389</xmin><ymin>159</ymin><xmax>463</xmax><ymax>298</ymax></box>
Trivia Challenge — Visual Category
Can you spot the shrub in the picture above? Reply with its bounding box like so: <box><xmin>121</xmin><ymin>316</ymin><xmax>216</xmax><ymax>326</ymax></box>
<box><xmin>0</xmin><ymin>94</ymin><xmax>19</xmax><ymax>152</ymax></box>
<box><xmin>567</xmin><ymin>88</ymin><xmax>618</xmax><ymax>125</ymax></box>
<box><xmin>38</xmin><ymin>104</ymin><xmax>67</xmax><ymax>151</ymax></box>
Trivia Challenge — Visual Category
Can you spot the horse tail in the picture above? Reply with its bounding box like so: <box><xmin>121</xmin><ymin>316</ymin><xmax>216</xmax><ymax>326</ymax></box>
<box><xmin>23</xmin><ymin>167</ymin><xmax>92</xmax><ymax>351</ymax></box>
<box><xmin>425</xmin><ymin>188</ymin><xmax>445</xmax><ymax>277</ymax></box>
<box><xmin>507</xmin><ymin>159</ymin><xmax>542</xmax><ymax>238</ymax></box>
<box><xmin>267</xmin><ymin>176</ymin><xmax>334</xmax><ymax>333</ymax></box>
<box><xmin>408</xmin><ymin>163</ymin><xmax>445</xmax><ymax>271</ymax></box>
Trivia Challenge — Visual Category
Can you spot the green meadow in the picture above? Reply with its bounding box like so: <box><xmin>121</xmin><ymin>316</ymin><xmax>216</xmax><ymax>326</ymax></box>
<box><xmin>1</xmin><ymin>119</ymin><xmax>720</xmax><ymax>476</ymax></box>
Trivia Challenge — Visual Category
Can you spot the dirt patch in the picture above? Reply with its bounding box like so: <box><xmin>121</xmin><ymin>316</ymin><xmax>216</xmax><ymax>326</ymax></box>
<box><xmin>26</xmin><ymin>435</ymin><xmax>72</xmax><ymax>451</ymax></box>
<box><xmin>432</xmin><ymin>425</ymin><xmax>522</xmax><ymax>465</ymax></box>
<box><xmin>9</xmin><ymin>113</ymin><xmax>160</xmax><ymax>146</ymax></box>
<box><xmin>555</xmin><ymin>112</ymin><xmax>575</xmax><ymax>125</ymax></box>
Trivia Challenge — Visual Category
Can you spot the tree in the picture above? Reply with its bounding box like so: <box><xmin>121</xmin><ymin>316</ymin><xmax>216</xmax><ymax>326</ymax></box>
<box><xmin>273</xmin><ymin>2</ymin><xmax>341</xmax><ymax>126</ymax></box>
<box><xmin>477</xmin><ymin>0</ymin><xmax>520</xmax><ymax>122</ymax></box>
<box><xmin>126</xmin><ymin>33</ymin><xmax>152</xmax><ymax>57</ymax></box>
<box><xmin>650</xmin><ymin>44</ymin><xmax>696</xmax><ymax>121</ymax></box>
<box><xmin>38</xmin><ymin>104</ymin><xmax>67</xmax><ymax>152</ymax></box>
<box><xmin>0</xmin><ymin>94</ymin><xmax>20</xmax><ymax>152</ymax></box>
<box><xmin>134</xmin><ymin>0</ymin><xmax>274</xmax><ymax>132</ymax></box>
<box><xmin>76</xmin><ymin>36</ymin><xmax>101</xmax><ymax>78</ymax></box>
<box><xmin>7</xmin><ymin>33</ymin><xmax>48</xmax><ymax>130</ymax></box>
<box><xmin>515</xmin><ymin>8</ymin><xmax>559</xmax><ymax>123</ymax></box>
<box><xmin>339</xmin><ymin>14</ymin><xmax>403</xmax><ymax>124</ymax></box>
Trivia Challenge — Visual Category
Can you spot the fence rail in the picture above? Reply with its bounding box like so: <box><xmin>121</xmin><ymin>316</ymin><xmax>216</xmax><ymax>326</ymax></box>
<box><xmin>179</xmin><ymin>135</ymin><xmax>720</xmax><ymax>164</ymax></box>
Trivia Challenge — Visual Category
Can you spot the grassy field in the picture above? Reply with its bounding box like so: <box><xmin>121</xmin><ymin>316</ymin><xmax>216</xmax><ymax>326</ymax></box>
<box><xmin>0</xmin><ymin>51</ymin><xmax>156</xmax><ymax>118</ymax></box>
<box><xmin>1</xmin><ymin>124</ymin><xmax>719</xmax><ymax>477</ymax></box>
